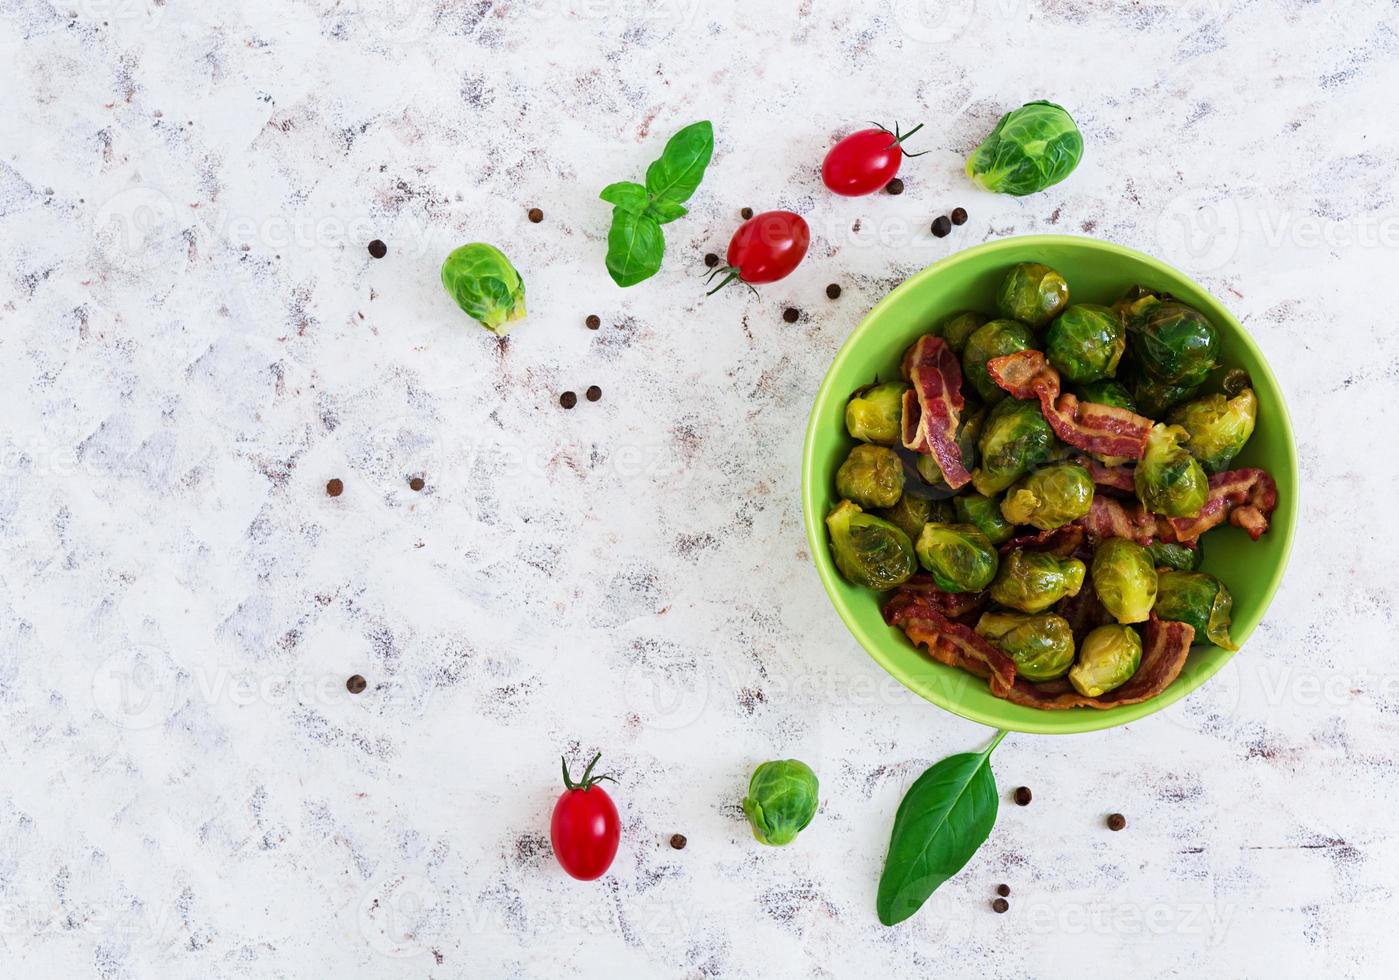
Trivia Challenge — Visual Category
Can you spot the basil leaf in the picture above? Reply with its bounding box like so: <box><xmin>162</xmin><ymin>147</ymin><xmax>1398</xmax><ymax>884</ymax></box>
<box><xmin>605</xmin><ymin>208</ymin><xmax>664</xmax><ymax>287</ymax></box>
<box><xmin>876</xmin><ymin>731</ymin><xmax>1005</xmax><ymax>927</ymax></box>
<box><xmin>646</xmin><ymin>199</ymin><xmax>688</xmax><ymax>224</ymax></box>
<box><xmin>600</xmin><ymin>181</ymin><xmax>649</xmax><ymax>214</ymax></box>
<box><xmin>644</xmin><ymin>120</ymin><xmax>714</xmax><ymax>208</ymax></box>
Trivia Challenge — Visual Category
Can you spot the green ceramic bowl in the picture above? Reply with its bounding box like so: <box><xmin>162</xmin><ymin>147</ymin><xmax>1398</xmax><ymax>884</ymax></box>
<box><xmin>802</xmin><ymin>235</ymin><xmax>1296</xmax><ymax>734</ymax></box>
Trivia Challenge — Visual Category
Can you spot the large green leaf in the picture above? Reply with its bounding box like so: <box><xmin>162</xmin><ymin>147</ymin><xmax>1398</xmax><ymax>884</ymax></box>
<box><xmin>599</xmin><ymin>181</ymin><xmax>649</xmax><ymax>214</ymax></box>
<box><xmin>644</xmin><ymin>120</ymin><xmax>714</xmax><ymax>207</ymax></box>
<box><xmin>605</xmin><ymin>208</ymin><xmax>664</xmax><ymax>288</ymax></box>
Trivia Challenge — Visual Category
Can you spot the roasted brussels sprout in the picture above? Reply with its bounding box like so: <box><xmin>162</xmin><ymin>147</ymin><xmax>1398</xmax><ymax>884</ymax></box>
<box><xmin>836</xmin><ymin>444</ymin><xmax>904</xmax><ymax>509</ymax></box>
<box><xmin>1044</xmin><ymin>304</ymin><xmax>1125</xmax><ymax>383</ymax></box>
<box><xmin>1155</xmin><ymin>571</ymin><xmax>1236</xmax><ymax>649</ymax></box>
<box><xmin>1135</xmin><ymin>424</ymin><xmax>1209</xmax><ymax>518</ymax></box>
<box><xmin>1126</xmin><ymin>297</ymin><xmax>1220</xmax><ymax>387</ymax></box>
<box><xmin>915</xmin><ymin>523</ymin><xmax>999</xmax><ymax>593</ymax></box>
<box><xmin>965</xmin><ymin>101</ymin><xmax>1084</xmax><ymax>197</ymax></box>
<box><xmin>1069</xmin><ymin>624</ymin><xmax>1143</xmax><ymax>697</ymax></box>
<box><xmin>972</xmin><ymin>397</ymin><xmax>1057</xmax><ymax>496</ymax></box>
<box><xmin>1090</xmin><ymin>538</ymin><xmax>1158</xmax><ymax>624</ymax></box>
<box><xmin>742</xmin><ymin>759</ymin><xmax>819</xmax><ymax>846</ymax></box>
<box><xmin>976</xmin><ymin>611</ymin><xmax>1076</xmax><ymax>682</ymax></box>
<box><xmin>989</xmin><ymin>549</ymin><xmax>1086</xmax><ymax>613</ymax></box>
<box><xmin>1169</xmin><ymin>389</ymin><xmax>1258</xmax><ymax>474</ymax></box>
<box><xmin>915</xmin><ymin>407</ymin><xmax>985</xmax><ymax>489</ymax></box>
<box><xmin>1000</xmin><ymin>462</ymin><xmax>1094</xmax><ymax>531</ymax></box>
<box><xmin>1131</xmin><ymin>374</ymin><xmax>1202</xmax><ymax>418</ymax></box>
<box><xmin>1146</xmin><ymin>540</ymin><xmax>1204</xmax><ymax>572</ymax></box>
<box><xmin>826</xmin><ymin>501</ymin><xmax>916</xmax><ymax>589</ymax></box>
<box><xmin>954</xmin><ymin>492</ymin><xmax>1014</xmax><ymax>546</ymax></box>
<box><xmin>845</xmin><ymin>381</ymin><xmax>908</xmax><ymax>446</ymax></box>
<box><xmin>441</xmin><ymin>243</ymin><xmax>527</xmax><ymax>335</ymax></box>
<box><xmin>1220</xmin><ymin>368</ymin><xmax>1251</xmax><ymax>396</ymax></box>
<box><xmin>1075</xmin><ymin>379</ymin><xmax>1137</xmax><ymax>412</ymax></box>
<box><xmin>936</xmin><ymin>311</ymin><xmax>989</xmax><ymax>355</ymax></box>
<box><xmin>876</xmin><ymin>494</ymin><xmax>932</xmax><ymax>542</ymax></box>
<box><xmin>996</xmin><ymin>263</ymin><xmax>1070</xmax><ymax>328</ymax></box>
<box><xmin>963</xmin><ymin>319</ymin><xmax>1036</xmax><ymax>402</ymax></box>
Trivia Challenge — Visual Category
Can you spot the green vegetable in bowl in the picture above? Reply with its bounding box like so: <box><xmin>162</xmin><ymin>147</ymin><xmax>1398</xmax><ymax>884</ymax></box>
<box><xmin>440</xmin><ymin>243</ymin><xmax>527</xmax><ymax>335</ymax></box>
<box><xmin>963</xmin><ymin>319</ymin><xmax>1035</xmax><ymax>402</ymax></box>
<box><xmin>1136</xmin><ymin>424</ymin><xmax>1209</xmax><ymax>518</ymax></box>
<box><xmin>1155</xmin><ymin>571</ymin><xmax>1236</xmax><ymax>649</ymax></box>
<box><xmin>936</xmin><ymin>311</ymin><xmax>989</xmax><ymax>355</ymax></box>
<box><xmin>996</xmin><ymin>263</ymin><xmax>1070</xmax><ymax>328</ymax></box>
<box><xmin>976</xmin><ymin>611</ymin><xmax>1076</xmax><ymax>682</ymax></box>
<box><xmin>876</xmin><ymin>494</ymin><xmax>934</xmax><ymax>543</ymax></box>
<box><xmin>1075</xmin><ymin>379</ymin><xmax>1137</xmax><ymax>411</ymax></box>
<box><xmin>742</xmin><ymin>759</ymin><xmax>819</xmax><ymax>846</ymax></box>
<box><xmin>836</xmin><ymin>444</ymin><xmax>904</xmax><ymax>508</ymax></box>
<box><xmin>989</xmin><ymin>549</ymin><xmax>1085</xmax><ymax>613</ymax></box>
<box><xmin>1132</xmin><ymin>373</ymin><xmax>1201</xmax><ymax>418</ymax></box>
<box><xmin>1044</xmin><ymin>304</ymin><xmax>1125</xmax><ymax>382</ymax></box>
<box><xmin>972</xmin><ymin>397</ymin><xmax>1057</xmax><ymax>496</ymax></box>
<box><xmin>1090</xmin><ymin>538</ymin><xmax>1158</xmax><ymax>624</ymax></box>
<box><xmin>1069</xmin><ymin>624</ymin><xmax>1142</xmax><ymax>697</ymax></box>
<box><xmin>965</xmin><ymin>101</ymin><xmax>1084</xmax><ymax>197</ymax></box>
<box><xmin>915</xmin><ymin>524</ymin><xmax>999</xmax><ymax>593</ymax></box>
<box><xmin>1169</xmin><ymin>389</ymin><xmax>1258</xmax><ymax>474</ymax></box>
<box><xmin>1000</xmin><ymin>462</ymin><xmax>1094</xmax><ymax>531</ymax></box>
<box><xmin>954</xmin><ymin>492</ymin><xmax>1014</xmax><ymax>546</ymax></box>
<box><xmin>1146</xmin><ymin>540</ymin><xmax>1204</xmax><ymax>572</ymax></box>
<box><xmin>1125</xmin><ymin>296</ymin><xmax>1220</xmax><ymax>388</ymax></box>
<box><xmin>826</xmin><ymin>501</ymin><xmax>916</xmax><ymax>589</ymax></box>
<box><xmin>916</xmin><ymin>407</ymin><xmax>985</xmax><ymax>490</ymax></box>
<box><xmin>846</xmin><ymin>381</ymin><xmax>909</xmax><ymax>445</ymax></box>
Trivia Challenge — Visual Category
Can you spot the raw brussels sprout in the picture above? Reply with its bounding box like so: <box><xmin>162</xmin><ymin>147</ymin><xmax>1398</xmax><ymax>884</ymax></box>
<box><xmin>1090</xmin><ymin>538</ymin><xmax>1159</xmax><ymax>624</ymax></box>
<box><xmin>915</xmin><ymin>523</ymin><xmax>999</xmax><ymax>593</ymax></box>
<box><xmin>972</xmin><ymin>397</ymin><xmax>1057</xmax><ymax>496</ymax></box>
<box><xmin>845</xmin><ymin>381</ymin><xmax>909</xmax><ymax>445</ymax></box>
<box><xmin>996</xmin><ymin>263</ymin><xmax>1070</xmax><ymax>328</ymax></box>
<box><xmin>836</xmin><ymin>444</ymin><xmax>905</xmax><ymax>509</ymax></box>
<box><xmin>963</xmin><ymin>319</ymin><xmax>1036</xmax><ymax>402</ymax></box>
<box><xmin>1069</xmin><ymin>624</ymin><xmax>1143</xmax><ymax>697</ymax></box>
<box><xmin>935</xmin><ymin>311</ymin><xmax>989</xmax><ymax>355</ymax></box>
<box><xmin>989</xmin><ymin>549</ymin><xmax>1086</xmax><ymax>613</ymax></box>
<box><xmin>976</xmin><ymin>611</ymin><xmax>1076</xmax><ymax>682</ymax></box>
<box><xmin>1168</xmin><ymin>389</ymin><xmax>1258</xmax><ymax>474</ymax></box>
<box><xmin>965</xmin><ymin>101</ymin><xmax>1084</xmax><ymax>197</ymax></box>
<box><xmin>1000</xmin><ymin>462</ymin><xmax>1094</xmax><ymax>531</ymax></box>
<box><xmin>440</xmin><ymin>243</ymin><xmax>527</xmax><ymax>335</ymax></box>
<box><xmin>1044</xmin><ymin>304</ymin><xmax>1125</xmax><ymax>383</ymax></box>
<box><xmin>826</xmin><ymin>500</ymin><xmax>916</xmax><ymax>590</ymax></box>
<box><xmin>1135</xmin><ymin>424</ymin><xmax>1209</xmax><ymax>518</ymax></box>
<box><xmin>915</xmin><ymin>407</ymin><xmax>985</xmax><ymax>489</ymax></box>
<box><xmin>876</xmin><ymin>494</ymin><xmax>932</xmax><ymax>542</ymax></box>
<box><xmin>1155</xmin><ymin>571</ymin><xmax>1236</xmax><ymax>649</ymax></box>
<box><xmin>1126</xmin><ymin>297</ymin><xmax>1220</xmax><ymax>387</ymax></box>
<box><xmin>1146</xmin><ymin>540</ymin><xmax>1204</xmax><ymax>572</ymax></box>
<box><xmin>742</xmin><ymin>759</ymin><xmax>819</xmax><ymax>846</ymax></box>
<box><xmin>1075</xmin><ymin>379</ymin><xmax>1137</xmax><ymax>412</ymax></box>
<box><xmin>954</xmin><ymin>492</ymin><xmax>1014</xmax><ymax>546</ymax></box>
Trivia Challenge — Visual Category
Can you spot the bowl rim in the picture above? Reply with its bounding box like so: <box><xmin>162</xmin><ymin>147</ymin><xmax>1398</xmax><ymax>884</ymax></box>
<box><xmin>800</xmin><ymin>233</ymin><xmax>1298</xmax><ymax>735</ymax></box>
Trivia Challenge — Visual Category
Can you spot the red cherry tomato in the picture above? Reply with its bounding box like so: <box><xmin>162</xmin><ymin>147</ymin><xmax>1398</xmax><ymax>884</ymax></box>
<box><xmin>822</xmin><ymin>122</ymin><xmax>926</xmax><ymax>196</ymax></box>
<box><xmin>707</xmin><ymin>211</ymin><xmax>810</xmax><ymax>295</ymax></box>
<box><xmin>550</xmin><ymin>753</ymin><xmax>620</xmax><ymax>881</ymax></box>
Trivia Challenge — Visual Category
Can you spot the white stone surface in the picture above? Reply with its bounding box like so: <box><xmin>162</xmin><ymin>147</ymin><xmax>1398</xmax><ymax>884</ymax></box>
<box><xmin>1</xmin><ymin>0</ymin><xmax>1397</xmax><ymax>977</ymax></box>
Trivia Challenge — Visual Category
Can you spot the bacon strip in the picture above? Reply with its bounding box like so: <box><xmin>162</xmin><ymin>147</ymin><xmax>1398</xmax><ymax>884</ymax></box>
<box><xmin>900</xmin><ymin>336</ymin><xmax>971</xmax><ymax>489</ymax></box>
<box><xmin>883</xmin><ymin>574</ymin><xmax>989</xmax><ymax>623</ymax></box>
<box><xmin>1079</xmin><ymin>495</ymin><xmax>1166</xmax><ymax>545</ymax></box>
<box><xmin>884</xmin><ymin>593</ymin><xmax>1017</xmax><ymax>696</ymax></box>
<box><xmin>1167</xmin><ymin>468</ymin><xmax>1278</xmax><ymax>542</ymax></box>
<box><xmin>1071</xmin><ymin>454</ymin><xmax>1136</xmax><ymax>496</ymax></box>
<box><xmin>1001</xmin><ymin>524</ymin><xmax>1086</xmax><ymax>558</ymax></box>
<box><xmin>1054</xmin><ymin>579</ymin><xmax>1115</xmax><ymax>647</ymax></box>
<box><xmin>987</xmin><ymin>350</ymin><xmax>1154</xmax><ymax>459</ymax></box>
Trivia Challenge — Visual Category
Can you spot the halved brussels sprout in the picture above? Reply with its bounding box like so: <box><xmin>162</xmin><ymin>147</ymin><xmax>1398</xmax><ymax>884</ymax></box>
<box><xmin>742</xmin><ymin>759</ymin><xmax>819</xmax><ymax>846</ymax></box>
<box><xmin>1155</xmin><ymin>571</ymin><xmax>1236</xmax><ymax>649</ymax></box>
<box><xmin>1075</xmin><ymin>379</ymin><xmax>1137</xmax><ymax>412</ymax></box>
<box><xmin>441</xmin><ymin>243</ymin><xmax>527</xmax><ymax>335</ymax></box>
<box><xmin>914</xmin><ymin>407</ymin><xmax>985</xmax><ymax>491</ymax></box>
<box><xmin>1135</xmin><ymin>424</ymin><xmax>1209</xmax><ymax>518</ymax></box>
<box><xmin>963</xmin><ymin>319</ymin><xmax>1036</xmax><ymax>402</ymax></box>
<box><xmin>1126</xmin><ymin>297</ymin><xmax>1220</xmax><ymax>387</ymax></box>
<box><xmin>915</xmin><ymin>523</ymin><xmax>999</xmax><ymax>593</ymax></box>
<box><xmin>845</xmin><ymin>381</ymin><xmax>909</xmax><ymax>446</ymax></box>
<box><xmin>1146</xmin><ymin>540</ymin><xmax>1204</xmax><ymax>572</ymax></box>
<box><xmin>1069</xmin><ymin>624</ymin><xmax>1143</xmax><ymax>697</ymax></box>
<box><xmin>836</xmin><ymin>444</ymin><xmax>904</xmax><ymax>509</ymax></box>
<box><xmin>936</xmin><ymin>311</ymin><xmax>989</xmax><ymax>355</ymax></box>
<box><xmin>1168</xmin><ymin>389</ymin><xmax>1258</xmax><ymax>474</ymax></box>
<box><xmin>1044</xmin><ymin>304</ymin><xmax>1126</xmax><ymax>383</ymax></box>
<box><xmin>989</xmin><ymin>549</ymin><xmax>1086</xmax><ymax>613</ymax></box>
<box><xmin>826</xmin><ymin>500</ymin><xmax>916</xmax><ymax>590</ymax></box>
<box><xmin>1000</xmin><ymin>462</ymin><xmax>1094</xmax><ymax>531</ymax></box>
<box><xmin>972</xmin><ymin>397</ymin><xmax>1057</xmax><ymax>496</ymax></box>
<box><xmin>996</xmin><ymin>263</ymin><xmax>1070</xmax><ymax>328</ymax></box>
<box><xmin>965</xmin><ymin>101</ymin><xmax>1084</xmax><ymax>197</ymax></box>
<box><xmin>976</xmin><ymin>611</ymin><xmax>1076</xmax><ymax>682</ymax></box>
<box><xmin>954</xmin><ymin>492</ymin><xmax>1014</xmax><ymax>546</ymax></box>
<box><xmin>1090</xmin><ymin>538</ymin><xmax>1159</xmax><ymax>624</ymax></box>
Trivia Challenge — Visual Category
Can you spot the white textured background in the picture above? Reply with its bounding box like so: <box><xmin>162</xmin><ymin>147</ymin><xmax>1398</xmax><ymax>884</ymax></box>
<box><xmin>2</xmin><ymin>1</ymin><xmax>1397</xmax><ymax>977</ymax></box>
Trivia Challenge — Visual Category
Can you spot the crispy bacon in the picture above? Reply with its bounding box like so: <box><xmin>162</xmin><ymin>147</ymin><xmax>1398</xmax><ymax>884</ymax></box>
<box><xmin>1167</xmin><ymin>468</ymin><xmax>1279</xmax><ymax>542</ymax></box>
<box><xmin>1071</xmin><ymin>454</ymin><xmax>1136</xmax><ymax>496</ymax></box>
<box><xmin>884</xmin><ymin>592</ymin><xmax>1017</xmax><ymax>696</ymax></box>
<box><xmin>987</xmin><ymin>350</ymin><xmax>1154</xmax><ymax>459</ymax></box>
<box><xmin>900</xmin><ymin>336</ymin><xmax>971</xmax><ymax>489</ymax></box>
<box><xmin>1079</xmin><ymin>495</ymin><xmax>1166</xmax><ymax>545</ymax></box>
<box><xmin>1001</xmin><ymin>524</ymin><xmax>1086</xmax><ymax>558</ymax></box>
<box><xmin>1054</xmin><ymin>579</ymin><xmax>1115</xmax><ymax>647</ymax></box>
<box><xmin>884</xmin><ymin>574</ymin><xmax>989</xmax><ymax>623</ymax></box>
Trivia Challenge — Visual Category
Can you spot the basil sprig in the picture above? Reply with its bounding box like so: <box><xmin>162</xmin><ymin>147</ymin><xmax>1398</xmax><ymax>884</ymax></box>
<box><xmin>600</xmin><ymin>121</ymin><xmax>713</xmax><ymax>287</ymax></box>
<box><xmin>876</xmin><ymin>730</ymin><xmax>1007</xmax><ymax>926</ymax></box>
